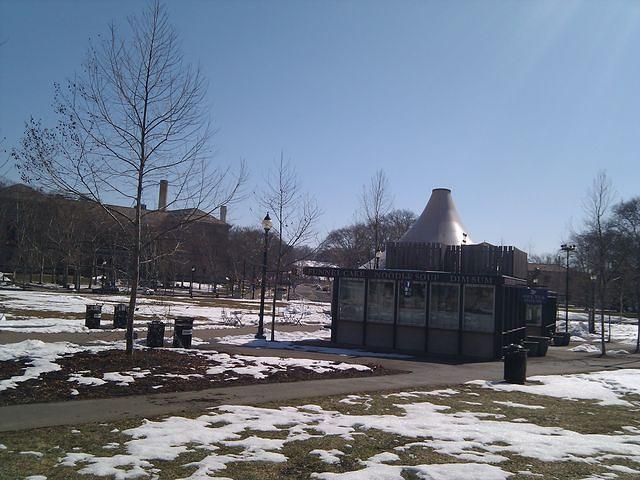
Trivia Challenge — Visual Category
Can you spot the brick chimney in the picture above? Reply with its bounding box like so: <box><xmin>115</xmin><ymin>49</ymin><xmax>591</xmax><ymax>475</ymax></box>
<box><xmin>219</xmin><ymin>205</ymin><xmax>227</xmax><ymax>223</ymax></box>
<box><xmin>158</xmin><ymin>180</ymin><xmax>168</xmax><ymax>211</ymax></box>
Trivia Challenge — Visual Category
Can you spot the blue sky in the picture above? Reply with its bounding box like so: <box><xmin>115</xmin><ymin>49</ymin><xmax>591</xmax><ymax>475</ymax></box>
<box><xmin>1</xmin><ymin>0</ymin><xmax>639</xmax><ymax>254</ymax></box>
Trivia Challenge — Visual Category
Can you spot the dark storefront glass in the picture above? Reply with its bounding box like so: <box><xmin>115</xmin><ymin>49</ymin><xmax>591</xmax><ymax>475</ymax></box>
<box><xmin>367</xmin><ymin>280</ymin><xmax>395</xmax><ymax>323</ymax></box>
<box><xmin>338</xmin><ymin>279</ymin><xmax>365</xmax><ymax>322</ymax></box>
<box><xmin>526</xmin><ymin>304</ymin><xmax>542</xmax><ymax>326</ymax></box>
<box><xmin>429</xmin><ymin>283</ymin><xmax>460</xmax><ymax>329</ymax></box>
<box><xmin>398</xmin><ymin>281</ymin><xmax>427</xmax><ymax>326</ymax></box>
<box><xmin>463</xmin><ymin>285</ymin><xmax>495</xmax><ymax>332</ymax></box>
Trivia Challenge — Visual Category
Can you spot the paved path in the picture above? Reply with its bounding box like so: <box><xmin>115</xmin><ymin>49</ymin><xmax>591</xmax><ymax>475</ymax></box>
<box><xmin>1</xmin><ymin>344</ymin><xmax>638</xmax><ymax>432</ymax></box>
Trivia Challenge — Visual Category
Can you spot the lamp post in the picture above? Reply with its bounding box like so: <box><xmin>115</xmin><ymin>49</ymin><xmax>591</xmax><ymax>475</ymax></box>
<box><xmin>256</xmin><ymin>213</ymin><xmax>272</xmax><ymax>339</ymax></box>
<box><xmin>560</xmin><ymin>244</ymin><xmax>576</xmax><ymax>333</ymax></box>
<box><xmin>101</xmin><ymin>260</ymin><xmax>107</xmax><ymax>288</ymax></box>
<box><xmin>589</xmin><ymin>273</ymin><xmax>597</xmax><ymax>334</ymax></box>
<box><xmin>190</xmin><ymin>266</ymin><xmax>196</xmax><ymax>298</ymax></box>
<box><xmin>374</xmin><ymin>249</ymin><xmax>383</xmax><ymax>269</ymax></box>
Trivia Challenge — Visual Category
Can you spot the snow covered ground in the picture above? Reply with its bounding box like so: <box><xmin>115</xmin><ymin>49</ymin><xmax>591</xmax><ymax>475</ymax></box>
<box><xmin>0</xmin><ymin>289</ymin><xmax>331</xmax><ymax>333</ymax></box>
<box><xmin>468</xmin><ymin>369</ymin><xmax>640</xmax><ymax>407</ymax></box>
<box><xmin>216</xmin><ymin>329</ymin><xmax>412</xmax><ymax>359</ymax></box>
<box><xmin>0</xmin><ymin>340</ymin><xmax>114</xmax><ymax>392</ymax></box>
<box><xmin>0</xmin><ymin>339</ymin><xmax>371</xmax><ymax>394</ymax></box>
<box><xmin>558</xmin><ymin>311</ymin><xmax>639</xmax><ymax>354</ymax></box>
<box><xmin>18</xmin><ymin>368</ymin><xmax>640</xmax><ymax>480</ymax></box>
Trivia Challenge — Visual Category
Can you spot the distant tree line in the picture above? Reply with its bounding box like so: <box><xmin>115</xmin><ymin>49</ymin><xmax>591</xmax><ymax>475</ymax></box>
<box><xmin>571</xmin><ymin>172</ymin><xmax>640</xmax><ymax>354</ymax></box>
<box><xmin>531</xmin><ymin>172</ymin><xmax>639</xmax><ymax>354</ymax></box>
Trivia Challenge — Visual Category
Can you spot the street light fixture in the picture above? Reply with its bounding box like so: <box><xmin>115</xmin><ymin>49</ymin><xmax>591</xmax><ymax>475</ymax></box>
<box><xmin>190</xmin><ymin>266</ymin><xmax>196</xmax><ymax>298</ymax></box>
<box><xmin>256</xmin><ymin>213</ymin><xmax>272</xmax><ymax>339</ymax></box>
<box><xmin>560</xmin><ymin>243</ymin><xmax>576</xmax><ymax>333</ymax></box>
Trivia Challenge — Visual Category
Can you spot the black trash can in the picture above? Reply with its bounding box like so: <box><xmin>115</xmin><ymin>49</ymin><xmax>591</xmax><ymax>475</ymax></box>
<box><xmin>552</xmin><ymin>332</ymin><xmax>571</xmax><ymax>347</ymax></box>
<box><xmin>173</xmin><ymin>317</ymin><xmax>194</xmax><ymax>348</ymax></box>
<box><xmin>85</xmin><ymin>304</ymin><xmax>102</xmax><ymax>329</ymax></box>
<box><xmin>146</xmin><ymin>320</ymin><xmax>165</xmax><ymax>348</ymax></box>
<box><xmin>113</xmin><ymin>304</ymin><xmax>128</xmax><ymax>329</ymax></box>
<box><xmin>526</xmin><ymin>336</ymin><xmax>550</xmax><ymax>357</ymax></box>
<box><xmin>503</xmin><ymin>343</ymin><xmax>527</xmax><ymax>384</ymax></box>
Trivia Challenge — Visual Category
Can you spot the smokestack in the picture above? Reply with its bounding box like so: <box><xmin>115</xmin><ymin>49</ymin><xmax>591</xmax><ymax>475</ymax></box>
<box><xmin>158</xmin><ymin>180</ymin><xmax>168</xmax><ymax>211</ymax></box>
<box><xmin>219</xmin><ymin>205</ymin><xmax>227</xmax><ymax>223</ymax></box>
<box><xmin>399</xmin><ymin>188</ymin><xmax>472</xmax><ymax>245</ymax></box>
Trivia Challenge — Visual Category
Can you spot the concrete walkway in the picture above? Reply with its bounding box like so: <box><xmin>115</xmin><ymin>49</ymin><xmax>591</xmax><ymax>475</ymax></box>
<box><xmin>1</xmin><ymin>344</ymin><xmax>638</xmax><ymax>432</ymax></box>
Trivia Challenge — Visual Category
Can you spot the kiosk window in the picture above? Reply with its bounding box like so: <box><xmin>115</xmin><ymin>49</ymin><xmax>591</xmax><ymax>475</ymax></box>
<box><xmin>338</xmin><ymin>279</ymin><xmax>365</xmax><ymax>322</ymax></box>
<box><xmin>429</xmin><ymin>283</ymin><xmax>460</xmax><ymax>329</ymax></box>
<box><xmin>526</xmin><ymin>304</ymin><xmax>542</xmax><ymax>326</ymax></box>
<box><xmin>398</xmin><ymin>281</ymin><xmax>427</xmax><ymax>326</ymax></box>
<box><xmin>367</xmin><ymin>280</ymin><xmax>395</xmax><ymax>324</ymax></box>
<box><xmin>463</xmin><ymin>285</ymin><xmax>495</xmax><ymax>332</ymax></box>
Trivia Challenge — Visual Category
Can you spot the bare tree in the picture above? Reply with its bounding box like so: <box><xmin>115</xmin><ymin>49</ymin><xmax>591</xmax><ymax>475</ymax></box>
<box><xmin>581</xmin><ymin>171</ymin><xmax>615</xmax><ymax>356</ymax></box>
<box><xmin>360</xmin><ymin>169</ymin><xmax>392</xmax><ymax>266</ymax></box>
<box><xmin>259</xmin><ymin>153</ymin><xmax>321</xmax><ymax>340</ymax></box>
<box><xmin>13</xmin><ymin>2</ymin><xmax>244</xmax><ymax>354</ymax></box>
<box><xmin>613</xmin><ymin>197</ymin><xmax>640</xmax><ymax>353</ymax></box>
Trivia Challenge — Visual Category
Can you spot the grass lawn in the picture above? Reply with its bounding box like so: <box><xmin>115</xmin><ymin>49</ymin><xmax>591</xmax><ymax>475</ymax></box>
<box><xmin>2</xmin><ymin>379</ymin><xmax>640</xmax><ymax>479</ymax></box>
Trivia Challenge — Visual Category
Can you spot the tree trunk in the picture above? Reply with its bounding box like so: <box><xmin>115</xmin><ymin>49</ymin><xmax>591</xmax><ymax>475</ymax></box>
<box><xmin>635</xmin><ymin>289</ymin><xmax>640</xmax><ymax>354</ymax></box>
<box><xmin>39</xmin><ymin>257</ymin><xmax>44</xmax><ymax>284</ymax></box>
<box><xmin>599</xmin><ymin>283</ymin><xmax>606</xmax><ymax>356</ymax></box>
<box><xmin>126</xmin><ymin>170</ymin><xmax>144</xmax><ymax>355</ymax></box>
<box><xmin>90</xmin><ymin>255</ymin><xmax>96</xmax><ymax>288</ymax></box>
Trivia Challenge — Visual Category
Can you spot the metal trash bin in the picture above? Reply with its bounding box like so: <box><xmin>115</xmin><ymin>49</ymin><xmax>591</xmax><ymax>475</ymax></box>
<box><xmin>173</xmin><ymin>316</ymin><xmax>194</xmax><ymax>348</ymax></box>
<box><xmin>552</xmin><ymin>332</ymin><xmax>571</xmax><ymax>347</ymax></box>
<box><xmin>146</xmin><ymin>320</ymin><xmax>165</xmax><ymax>348</ymax></box>
<box><xmin>85</xmin><ymin>304</ymin><xmax>102</xmax><ymax>329</ymax></box>
<box><xmin>113</xmin><ymin>304</ymin><xmax>128</xmax><ymax>329</ymax></box>
<box><xmin>503</xmin><ymin>343</ymin><xmax>527</xmax><ymax>384</ymax></box>
<box><xmin>526</xmin><ymin>336</ymin><xmax>550</xmax><ymax>357</ymax></box>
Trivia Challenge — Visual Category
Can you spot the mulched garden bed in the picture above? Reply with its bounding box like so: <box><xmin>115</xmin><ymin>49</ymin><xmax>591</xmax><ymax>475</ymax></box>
<box><xmin>0</xmin><ymin>349</ymin><xmax>395</xmax><ymax>406</ymax></box>
<box><xmin>0</xmin><ymin>358</ymin><xmax>29</xmax><ymax>381</ymax></box>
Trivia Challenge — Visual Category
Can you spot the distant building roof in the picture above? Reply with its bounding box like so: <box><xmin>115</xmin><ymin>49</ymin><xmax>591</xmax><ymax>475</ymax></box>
<box><xmin>0</xmin><ymin>184</ymin><xmax>227</xmax><ymax>226</ymax></box>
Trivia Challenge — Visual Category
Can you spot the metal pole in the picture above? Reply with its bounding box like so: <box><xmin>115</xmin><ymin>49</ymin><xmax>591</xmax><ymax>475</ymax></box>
<box><xmin>620</xmin><ymin>290</ymin><xmax>623</xmax><ymax>326</ymax></box>
<box><xmin>256</xmin><ymin>229</ymin><xmax>269</xmax><ymax>339</ymax></box>
<box><xmin>190</xmin><ymin>268</ymin><xmax>194</xmax><ymax>298</ymax></box>
<box><xmin>241</xmin><ymin>260</ymin><xmax>246</xmax><ymax>299</ymax></box>
<box><xmin>565</xmin><ymin>249</ymin><xmax>570</xmax><ymax>333</ymax></box>
<box><xmin>590</xmin><ymin>278</ymin><xmax>596</xmax><ymax>334</ymax></box>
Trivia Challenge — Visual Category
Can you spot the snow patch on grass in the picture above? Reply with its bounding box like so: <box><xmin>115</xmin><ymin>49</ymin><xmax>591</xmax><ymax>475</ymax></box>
<box><xmin>309</xmin><ymin>449</ymin><xmax>344</xmax><ymax>464</ymax></box>
<box><xmin>492</xmin><ymin>401</ymin><xmax>545</xmax><ymax>410</ymax></box>
<box><xmin>468</xmin><ymin>369</ymin><xmax>640</xmax><ymax>406</ymax></box>
<box><xmin>54</xmin><ymin>370</ymin><xmax>640</xmax><ymax>479</ymax></box>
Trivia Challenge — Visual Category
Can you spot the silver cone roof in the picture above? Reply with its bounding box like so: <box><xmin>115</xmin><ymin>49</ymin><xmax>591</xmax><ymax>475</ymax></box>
<box><xmin>399</xmin><ymin>188</ymin><xmax>472</xmax><ymax>245</ymax></box>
